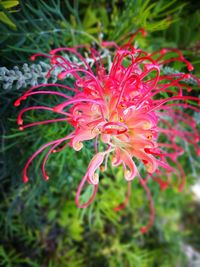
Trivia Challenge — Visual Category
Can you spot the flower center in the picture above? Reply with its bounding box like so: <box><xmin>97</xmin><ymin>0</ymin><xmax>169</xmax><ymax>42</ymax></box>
<box><xmin>102</xmin><ymin>121</ymin><xmax>128</xmax><ymax>135</ymax></box>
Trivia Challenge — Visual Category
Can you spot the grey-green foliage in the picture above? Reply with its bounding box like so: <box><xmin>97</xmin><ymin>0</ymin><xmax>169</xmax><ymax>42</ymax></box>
<box><xmin>0</xmin><ymin>62</ymin><xmax>61</xmax><ymax>90</ymax></box>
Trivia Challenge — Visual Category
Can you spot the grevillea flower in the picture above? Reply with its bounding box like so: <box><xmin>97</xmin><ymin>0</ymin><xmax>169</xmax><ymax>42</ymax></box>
<box><xmin>15</xmin><ymin>29</ymin><xmax>200</xmax><ymax>233</ymax></box>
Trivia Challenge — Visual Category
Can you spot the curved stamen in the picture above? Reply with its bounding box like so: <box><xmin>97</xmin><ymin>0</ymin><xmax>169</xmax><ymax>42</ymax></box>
<box><xmin>53</xmin><ymin>98</ymin><xmax>105</xmax><ymax>119</ymax></box>
<box><xmin>14</xmin><ymin>84</ymin><xmax>80</xmax><ymax>107</ymax></box>
<box><xmin>150</xmin><ymin>96</ymin><xmax>200</xmax><ymax>112</ymax></box>
<box><xmin>17</xmin><ymin>106</ymin><xmax>69</xmax><ymax>126</ymax></box>
<box><xmin>50</xmin><ymin>47</ymin><xmax>93</xmax><ymax>72</ymax></box>
<box><xmin>20</xmin><ymin>118</ymin><xmax>68</xmax><ymax>130</ymax></box>
<box><xmin>156</xmin><ymin>103</ymin><xmax>200</xmax><ymax>113</ymax></box>
<box><xmin>30</xmin><ymin>53</ymin><xmax>51</xmax><ymax>61</ymax></box>
<box><xmin>41</xmin><ymin>141</ymin><xmax>65</xmax><ymax>180</ymax></box>
<box><xmin>23</xmin><ymin>134</ymin><xmax>74</xmax><ymax>183</ymax></box>
<box><xmin>17</xmin><ymin>106</ymin><xmax>52</xmax><ymax>125</ymax></box>
<box><xmin>75</xmin><ymin>173</ymin><xmax>98</xmax><ymax>208</ymax></box>
<box><xmin>58</xmin><ymin>68</ymin><xmax>104</xmax><ymax>98</ymax></box>
<box><xmin>23</xmin><ymin>90</ymin><xmax>72</xmax><ymax>100</ymax></box>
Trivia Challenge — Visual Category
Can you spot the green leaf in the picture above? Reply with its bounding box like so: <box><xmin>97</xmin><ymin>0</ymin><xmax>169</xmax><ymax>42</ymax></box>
<box><xmin>0</xmin><ymin>12</ymin><xmax>16</xmax><ymax>28</ymax></box>
<box><xmin>82</xmin><ymin>7</ymin><xmax>98</xmax><ymax>29</ymax></box>
<box><xmin>1</xmin><ymin>0</ymin><xmax>19</xmax><ymax>9</ymax></box>
<box><xmin>68</xmin><ymin>218</ymin><xmax>83</xmax><ymax>241</ymax></box>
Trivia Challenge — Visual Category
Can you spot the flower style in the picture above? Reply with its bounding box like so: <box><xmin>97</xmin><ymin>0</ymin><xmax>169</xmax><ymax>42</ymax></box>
<box><xmin>15</xmin><ymin>29</ymin><xmax>200</xmax><ymax>233</ymax></box>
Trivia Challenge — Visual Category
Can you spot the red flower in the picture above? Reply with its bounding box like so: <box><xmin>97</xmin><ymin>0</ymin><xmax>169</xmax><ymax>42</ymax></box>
<box><xmin>15</xmin><ymin>30</ymin><xmax>200</xmax><ymax>233</ymax></box>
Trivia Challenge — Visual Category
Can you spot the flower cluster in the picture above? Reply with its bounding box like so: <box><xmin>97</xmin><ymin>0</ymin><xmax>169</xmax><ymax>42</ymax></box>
<box><xmin>15</xmin><ymin>30</ymin><xmax>200</xmax><ymax>233</ymax></box>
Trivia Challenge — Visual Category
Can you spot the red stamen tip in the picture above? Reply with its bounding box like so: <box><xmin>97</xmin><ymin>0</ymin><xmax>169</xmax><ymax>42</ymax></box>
<box><xmin>53</xmin><ymin>105</ymin><xmax>62</xmax><ymax>113</ymax></box>
<box><xmin>161</xmin><ymin>49</ymin><xmax>167</xmax><ymax>55</ymax></box>
<box><xmin>195</xmin><ymin>136</ymin><xmax>199</xmax><ymax>143</ymax></box>
<box><xmin>114</xmin><ymin>204</ymin><xmax>125</xmax><ymax>212</ymax></box>
<box><xmin>22</xmin><ymin>96</ymin><xmax>27</xmax><ymax>101</ymax></box>
<box><xmin>14</xmin><ymin>99</ymin><xmax>21</xmax><ymax>107</ymax></box>
<box><xmin>184</xmin><ymin>74</ymin><xmax>190</xmax><ymax>79</ymax></box>
<box><xmin>160</xmin><ymin>182</ymin><xmax>168</xmax><ymax>191</ymax></box>
<box><xmin>30</xmin><ymin>55</ymin><xmax>36</xmax><ymax>61</ymax></box>
<box><xmin>19</xmin><ymin>126</ymin><xmax>24</xmax><ymax>131</ymax></box>
<box><xmin>58</xmin><ymin>72</ymin><xmax>66</xmax><ymax>80</ymax></box>
<box><xmin>44</xmin><ymin>175</ymin><xmax>49</xmax><ymax>181</ymax></box>
<box><xmin>17</xmin><ymin>118</ymin><xmax>23</xmax><ymax>125</ymax></box>
<box><xmin>51</xmin><ymin>56</ymin><xmax>57</xmax><ymax>64</ymax></box>
<box><xmin>140</xmin><ymin>28</ymin><xmax>147</xmax><ymax>36</ymax></box>
<box><xmin>140</xmin><ymin>227</ymin><xmax>148</xmax><ymax>234</ymax></box>
<box><xmin>23</xmin><ymin>175</ymin><xmax>29</xmax><ymax>183</ymax></box>
<box><xmin>143</xmin><ymin>31</ymin><xmax>147</xmax><ymax>37</ymax></box>
<box><xmin>187</xmin><ymin>64</ymin><xmax>194</xmax><ymax>71</ymax></box>
<box><xmin>46</xmin><ymin>73</ymin><xmax>51</xmax><ymax>79</ymax></box>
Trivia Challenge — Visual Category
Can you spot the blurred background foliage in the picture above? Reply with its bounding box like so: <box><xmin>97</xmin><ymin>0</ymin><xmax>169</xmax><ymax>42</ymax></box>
<box><xmin>0</xmin><ymin>0</ymin><xmax>200</xmax><ymax>266</ymax></box>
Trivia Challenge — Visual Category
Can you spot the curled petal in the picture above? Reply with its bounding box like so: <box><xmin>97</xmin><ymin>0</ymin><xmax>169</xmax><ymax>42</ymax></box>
<box><xmin>132</xmin><ymin>150</ymin><xmax>158</xmax><ymax>174</ymax></box>
<box><xmin>87</xmin><ymin>152</ymin><xmax>105</xmax><ymax>184</ymax></box>
<box><xmin>71</xmin><ymin>128</ymin><xmax>99</xmax><ymax>151</ymax></box>
<box><xmin>112</xmin><ymin>147</ymin><xmax>123</xmax><ymax>166</ymax></box>
<box><xmin>121</xmin><ymin>150</ymin><xmax>138</xmax><ymax>181</ymax></box>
